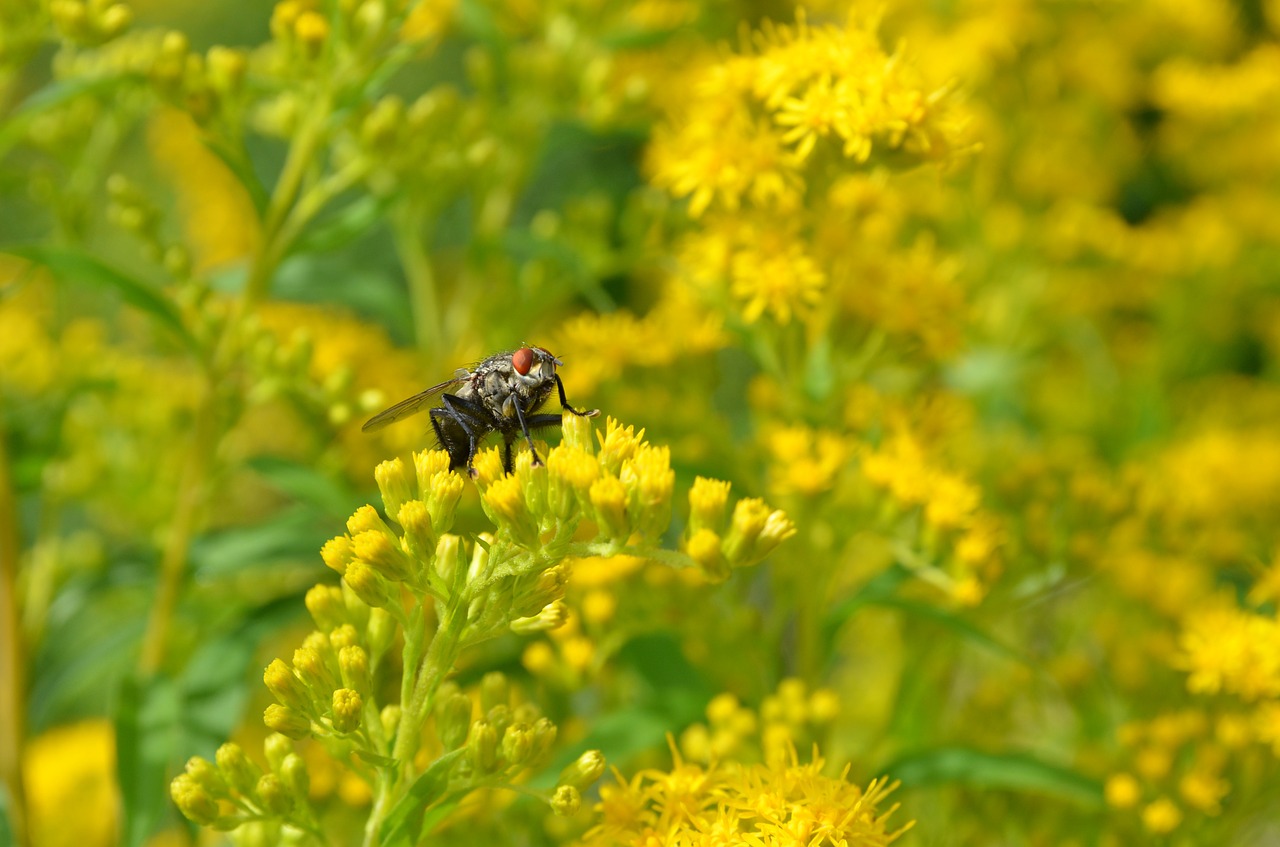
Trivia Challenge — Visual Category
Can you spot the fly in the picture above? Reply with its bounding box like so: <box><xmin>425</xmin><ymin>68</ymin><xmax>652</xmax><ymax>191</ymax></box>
<box><xmin>362</xmin><ymin>346</ymin><xmax>599</xmax><ymax>478</ymax></box>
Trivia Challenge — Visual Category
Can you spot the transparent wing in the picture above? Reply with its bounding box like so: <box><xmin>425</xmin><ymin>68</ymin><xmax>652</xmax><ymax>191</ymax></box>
<box><xmin>361</xmin><ymin>376</ymin><xmax>465</xmax><ymax>432</ymax></box>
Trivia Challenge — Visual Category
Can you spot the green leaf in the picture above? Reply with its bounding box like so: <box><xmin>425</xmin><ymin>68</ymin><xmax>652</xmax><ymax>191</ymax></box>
<box><xmin>379</xmin><ymin>749</ymin><xmax>466</xmax><ymax>847</ymax></box>
<box><xmin>4</xmin><ymin>246</ymin><xmax>198</xmax><ymax>353</ymax></box>
<box><xmin>115</xmin><ymin>672</ymin><xmax>183</xmax><ymax>847</ymax></box>
<box><xmin>883</xmin><ymin>746</ymin><xmax>1104</xmax><ymax>807</ymax></box>
<box><xmin>247</xmin><ymin>456</ymin><xmax>359</xmax><ymax>519</ymax></box>
<box><xmin>189</xmin><ymin>509</ymin><xmax>332</xmax><ymax>577</ymax></box>
<box><xmin>292</xmin><ymin>194</ymin><xmax>395</xmax><ymax>254</ymax></box>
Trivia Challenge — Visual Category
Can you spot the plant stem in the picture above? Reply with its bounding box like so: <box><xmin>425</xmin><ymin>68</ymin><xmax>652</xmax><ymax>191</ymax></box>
<box><xmin>0</xmin><ymin>430</ymin><xmax>29</xmax><ymax>847</ymax></box>
<box><xmin>391</xmin><ymin>201</ymin><xmax>442</xmax><ymax>361</ymax></box>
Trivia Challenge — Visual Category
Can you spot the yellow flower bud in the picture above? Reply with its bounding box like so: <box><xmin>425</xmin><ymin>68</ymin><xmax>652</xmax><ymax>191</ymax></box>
<box><xmin>171</xmin><ymin>774</ymin><xmax>219</xmax><ymax>825</ymax></box>
<box><xmin>502</xmin><ymin>722</ymin><xmax>534</xmax><ymax>767</ymax></box>
<box><xmin>332</xmin><ymin>688</ymin><xmax>363</xmax><ymax>734</ymax></box>
<box><xmin>589</xmin><ymin>475</ymin><xmax>630</xmax><ymax>540</ymax></box>
<box><xmin>257</xmin><ymin>773</ymin><xmax>292</xmax><ymax>815</ymax></box>
<box><xmin>433</xmin><ymin>533</ymin><xmax>461</xmax><ymax>587</ymax></box>
<box><xmin>560</xmin><ymin>411</ymin><xmax>595</xmax><ymax>452</ymax></box>
<box><xmin>99</xmin><ymin>4</ymin><xmax>131</xmax><ymax>39</ymax></box>
<box><xmin>329</xmin><ymin>623</ymin><xmax>358</xmax><ymax>650</ymax></box>
<box><xmin>264</xmin><ymin>734</ymin><xmax>294</xmax><ymax>773</ymax></box>
<box><xmin>596</xmin><ymin>418</ymin><xmax>643</xmax><ymax>474</ymax></box>
<box><xmin>397</xmin><ymin>500</ymin><xmax>434</xmax><ymax>561</ymax></box>
<box><xmin>511</xmin><ymin>599</ymin><xmax>569</xmax><ymax>634</ymax></box>
<box><xmin>206</xmin><ymin>46</ymin><xmax>246</xmax><ymax>93</ymax></box>
<box><xmin>339</xmin><ymin>644</ymin><xmax>371</xmax><ymax>695</ymax></box>
<box><xmin>264</xmin><ymin>704</ymin><xmax>312</xmax><ymax>740</ymax></box>
<box><xmin>483</xmin><ymin>475</ymin><xmax>539</xmax><ymax>544</ymax></box>
<box><xmin>688</xmin><ymin>477</ymin><xmax>731</xmax><ymax>535</ymax></box>
<box><xmin>1106</xmin><ymin>772</ymin><xmax>1141</xmax><ymax>809</ymax></box>
<box><xmin>270</xmin><ymin>0</ymin><xmax>303</xmax><ymax>39</ymax></box>
<box><xmin>426</xmin><ymin>470</ymin><xmax>465</xmax><ymax>535</ymax></box>
<box><xmin>1142</xmin><ymin>796</ymin><xmax>1182</xmax><ymax>834</ymax></box>
<box><xmin>557</xmin><ymin>749</ymin><xmax>605</xmax><ymax>791</ymax></box>
<box><xmin>367</xmin><ymin>608</ymin><xmax>395</xmax><ymax>658</ymax></box>
<box><xmin>472</xmin><ymin>448</ymin><xmax>505</xmax><ymax>486</ymax></box>
<box><xmin>550</xmin><ymin>784</ymin><xmax>581</xmax><ymax>817</ymax></box>
<box><xmin>279</xmin><ymin>753</ymin><xmax>309</xmax><ymax>801</ymax></box>
<box><xmin>686</xmin><ymin>528</ymin><xmax>726</xmax><ymax>581</ymax></box>
<box><xmin>321</xmin><ymin>535</ymin><xmax>354</xmax><ymax>575</ymax></box>
<box><xmin>413</xmin><ymin>449</ymin><xmax>451</xmax><ymax>492</ymax></box>
<box><xmin>347</xmin><ymin>504</ymin><xmax>390</xmax><ymax>536</ymax></box>
<box><xmin>381</xmin><ymin>704</ymin><xmax>402</xmax><ymax>739</ymax></box>
<box><xmin>345</xmin><ymin>560</ymin><xmax>394</xmax><ymax>608</ymax></box>
<box><xmin>352</xmin><ymin>529</ymin><xmax>412</xmax><ymax>582</ymax></box>
<box><xmin>621</xmin><ymin>445</ymin><xmax>673</xmax><ymax>539</ymax></box>
<box><xmin>375</xmin><ymin>457</ymin><xmax>414</xmax><ymax>519</ymax></box>
<box><xmin>263</xmin><ymin>659</ymin><xmax>310</xmax><ymax>712</ymax></box>
<box><xmin>722</xmin><ymin>498</ymin><xmax>795</xmax><ymax>567</ymax></box>
<box><xmin>215</xmin><ymin>742</ymin><xmax>261</xmax><ymax>796</ymax></box>
<box><xmin>468</xmin><ymin>719</ymin><xmax>499</xmax><ymax>774</ymax></box>
<box><xmin>184</xmin><ymin>756</ymin><xmax>226</xmax><ymax>795</ymax></box>
<box><xmin>305</xmin><ymin>584</ymin><xmax>345</xmax><ymax>629</ymax></box>
<box><xmin>294</xmin><ymin>10</ymin><xmax>329</xmax><ymax>54</ymax></box>
<box><xmin>292</xmin><ymin>646</ymin><xmax>339</xmax><ymax>695</ymax></box>
<box><xmin>530</xmin><ymin>717</ymin><xmax>558</xmax><ymax>764</ymax></box>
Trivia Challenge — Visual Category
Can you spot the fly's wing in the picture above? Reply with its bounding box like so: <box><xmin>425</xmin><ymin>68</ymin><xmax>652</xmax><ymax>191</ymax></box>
<box><xmin>361</xmin><ymin>375</ymin><xmax>465</xmax><ymax>432</ymax></box>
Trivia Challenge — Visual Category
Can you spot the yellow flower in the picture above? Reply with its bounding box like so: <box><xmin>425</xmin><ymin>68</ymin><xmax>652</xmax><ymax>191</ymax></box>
<box><xmin>729</xmin><ymin>232</ymin><xmax>826</xmax><ymax>324</ymax></box>
<box><xmin>1141</xmin><ymin>796</ymin><xmax>1182</xmax><ymax>834</ymax></box>
<box><xmin>25</xmin><ymin>720</ymin><xmax>118</xmax><ymax>847</ymax></box>
<box><xmin>1178</xmin><ymin>604</ymin><xmax>1280</xmax><ymax>702</ymax></box>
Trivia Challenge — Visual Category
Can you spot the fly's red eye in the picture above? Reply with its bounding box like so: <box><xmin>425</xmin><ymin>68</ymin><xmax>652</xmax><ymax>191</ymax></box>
<box><xmin>512</xmin><ymin>347</ymin><xmax>534</xmax><ymax>375</ymax></box>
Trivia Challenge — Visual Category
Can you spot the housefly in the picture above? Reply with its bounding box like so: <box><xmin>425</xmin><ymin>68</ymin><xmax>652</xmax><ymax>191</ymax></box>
<box><xmin>362</xmin><ymin>346</ymin><xmax>599</xmax><ymax>477</ymax></box>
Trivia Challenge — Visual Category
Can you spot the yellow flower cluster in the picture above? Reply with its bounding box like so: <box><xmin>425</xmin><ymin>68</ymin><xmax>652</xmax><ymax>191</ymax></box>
<box><xmin>1180</xmin><ymin>604</ymin><xmax>1280</xmax><ymax>703</ymax></box>
<box><xmin>582</xmin><ymin>742</ymin><xmax>909</xmax><ymax>847</ymax></box>
<box><xmin>680</xmin><ymin>679</ymin><xmax>841</xmax><ymax>767</ymax></box>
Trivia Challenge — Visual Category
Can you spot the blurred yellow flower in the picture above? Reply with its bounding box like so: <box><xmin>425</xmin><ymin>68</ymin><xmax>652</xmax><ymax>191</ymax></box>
<box><xmin>24</xmin><ymin>720</ymin><xmax>118</xmax><ymax>847</ymax></box>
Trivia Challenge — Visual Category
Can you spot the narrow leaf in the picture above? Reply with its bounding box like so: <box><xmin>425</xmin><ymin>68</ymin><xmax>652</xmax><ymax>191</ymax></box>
<box><xmin>883</xmin><ymin>746</ymin><xmax>1104</xmax><ymax>807</ymax></box>
<box><xmin>379</xmin><ymin>748</ymin><xmax>465</xmax><ymax>846</ymax></box>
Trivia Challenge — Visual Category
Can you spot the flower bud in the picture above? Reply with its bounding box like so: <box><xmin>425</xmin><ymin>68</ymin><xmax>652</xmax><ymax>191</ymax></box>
<box><xmin>483</xmin><ymin>476</ymin><xmax>539</xmax><ymax>544</ymax></box>
<box><xmin>557</xmin><ymin>750</ymin><xmax>606</xmax><ymax>791</ymax></box>
<box><xmin>215</xmin><ymin>742</ymin><xmax>261</xmax><ymax>796</ymax></box>
<box><xmin>486</xmin><ymin>703</ymin><xmax>512</xmax><ymax>737</ymax></box>
<box><xmin>480</xmin><ymin>671</ymin><xmax>508</xmax><ymax>713</ymax></box>
<box><xmin>375</xmin><ymin>458</ymin><xmax>414</xmax><ymax>519</ymax></box>
<box><xmin>347</xmin><ymin>504</ymin><xmax>391</xmax><ymax>536</ymax></box>
<box><xmin>397</xmin><ymin>500</ymin><xmax>434</xmax><ymax>561</ymax></box>
<box><xmin>467</xmin><ymin>720</ymin><xmax>499</xmax><ymax>774</ymax></box>
<box><xmin>560</xmin><ymin>411</ymin><xmax>595</xmax><ymax>452</ymax></box>
<box><xmin>589</xmin><ymin>476</ymin><xmax>630</xmax><ymax>541</ymax></box>
<box><xmin>257</xmin><ymin>773</ymin><xmax>292</xmax><ymax>815</ymax></box>
<box><xmin>294</xmin><ymin>10</ymin><xmax>328</xmax><ymax>56</ymax></box>
<box><xmin>722</xmin><ymin>498</ymin><xmax>795</xmax><ymax>567</ymax></box>
<box><xmin>179</xmin><ymin>756</ymin><xmax>223</xmax><ymax>794</ymax></box>
<box><xmin>329</xmin><ymin>623</ymin><xmax>359</xmax><ymax>650</ymax></box>
<box><xmin>502</xmin><ymin>722</ymin><xmax>534</xmax><ymax>767</ymax></box>
<box><xmin>264</xmin><ymin>704</ymin><xmax>311</xmax><ymax>740</ymax></box>
<box><xmin>345</xmin><ymin>560</ymin><xmax>393</xmax><ymax>608</ymax></box>
<box><xmin>293</xmin><ymin>646</ymin><xmax>338</xmax><ymax>695</ymax></box>
<box><xmin>305</xmin><ymin>584</ymin><xmax>346</xmax><ymax>629</ymax></box>
<box><xmin>366</xmin><ymin>607</ymin><xmax>395</xmax><ymax>658</ymax></box>
<box><xmin>530</xmin><ymin>717</ymin><xmax>557</xmax><ymax>764</ymax></box>
<box><xmin>434</xmin><ymin>534</ymin><xmax>461</xmax><ymax>587</ymax></box>
<box><xmin>171</xmin><ymin>774</ymin><xmax>219</xmax><ymax>825</ymax></box>
<box><xmin>686</xmin><ymin>528</ymin><xmax>727</xmax><ymax>581</ymax></box>
<box><xmin>207</xmin><ymin>46</ymin><xmax>247</xmax><ymax>93</ymax></box>
<box><xmin>352</xmin><ymin>529</ymin><xmax>412</xmax><ymax>582</ymax></box>
<box><xmin>339</xmin><ymin>645</ymin><xmax>371</xmax><ymax>695</ymax></box>
<box><xmin>413</xmin><ymin>449</ymin><xmax>451</xmax><ymax>494</ymax></box>
<box><xmin>381</xmin><ymin>704</ymin><xmax>402</xmax><ymax>741</ymax></box>
<box><xmin>550</xmin><ymin>784</ymin><xmax>581</xmax><ymax>817</ymax></box>
<box><xmin>688</xmin><ymin>477</ymin><xmax>730</xmax><ymax>535</ymax></box>
<box><xmin>321</xmin><ymin>535</ymin><xmax>354</xmax><ymax>575</ymax></box>
<box><xmin>621</xmin><ymin>445</ymin><xmax>673</xmax><ymax>539</ymax></box>
<box><xmin>264</xmin><ymin>659</ymin><xmax>310</xmax><ymax>712</ymax></box>
<box><xmin>280</xmin><ymin>754</ymin><xmax>309</xmax><ymax>802</ymax></box>
<box><xmin>510</xmin><ymin>599</ymin><xmax>569</xmax><ymax>634</ymax></box>
<box><xmin>263</xmin><ymin>733</ymin><xmax>293</xmax><ymax>771</ymax></box>
<box><xmin>332</xmin><ymin>688</ymin><xmax>363</xmax><ymax>734</ymax></box>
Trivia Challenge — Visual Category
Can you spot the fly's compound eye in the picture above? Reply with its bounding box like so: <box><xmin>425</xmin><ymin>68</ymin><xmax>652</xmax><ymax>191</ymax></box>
<box><xmin>512</xmin><ymin>347</ymin><xmax>535</xmax><ymax>375</ymax></box>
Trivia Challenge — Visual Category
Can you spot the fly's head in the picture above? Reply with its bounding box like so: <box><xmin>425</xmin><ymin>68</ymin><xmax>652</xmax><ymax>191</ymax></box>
<box><xmin>511</xmin><ymin>346</ymin><xmax>562</xmax><ymax>391</ymax></box>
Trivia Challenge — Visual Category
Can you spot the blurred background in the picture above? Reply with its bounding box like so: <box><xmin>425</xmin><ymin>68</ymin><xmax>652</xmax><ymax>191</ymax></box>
<box><xmin>3</xmin><ymin>0</ymin><xmax>1280</xmax><ymax>843</ymax></box>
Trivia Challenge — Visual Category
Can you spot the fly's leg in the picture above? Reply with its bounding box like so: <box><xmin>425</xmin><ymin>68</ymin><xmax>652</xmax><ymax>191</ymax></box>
<box><xmin>435</xmin><ymin>394</ymin><xmax>493</xmax><ymax>478</ymax></box>
<box><xmin>512</xmin><ymin>398</ymin><xmax>544</xmax><ymax>468</ymax></box>
<box><xmin>429</xmin><ymin>407</ymin><xmax>471</xmax><ymax>472</ymax></box>
<box><xmin>501</xmin><ymin>437</ymin><xmax>515</xmax><ymax>475</ymax></box>
<box><xmin>554</xmin><ymin>374</ymin><xmax>599</xmax><ymax>418</ymax></box>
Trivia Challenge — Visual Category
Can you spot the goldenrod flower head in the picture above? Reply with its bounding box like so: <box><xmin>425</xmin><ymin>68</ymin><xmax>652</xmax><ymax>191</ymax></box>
<box><xmin>344</xmin><ymin>559</ymin><xmax>394</xmax><ymax>609</ymax></box>
<box><xmin>294</xmin><ymin>10</ymin><xmax>329</xmax><ymax>54</ymax></box>
<box><xmin>483</xmin><ymin>474</ymin><xmax>539</xmax><ymax>545</ymax></box>
<box><xmin>468</xmin><ymin>719</ymin><xmax>499</xmax><ymax>773</ymax></box>
<box><xmin>1178</xmin><ymin>604</ymin><xmax>1280</xmax><ymax>701</ymax></box>
<box><xmin>264</xmin><ymin>704</ymin><xmax>311</xmax><ymax>740</ymax></box>
<box><xmin>280</xmin><ymin>753</ymin><xmax>309</xmax><ymax>802</ymax></box>
<box><xmin>620</xmin><ymin>445</ymin><xmax>674</xmax><ymax>539</ymax></box>
<box><xmin>502</xmin><ymin>722</ymin><xmax>535</xmax><ymax>766</ymax></box>
<box><xmin>339</xmin><ymin>645</ymin><xmax>371</xmax><ymax>695</ymax></box>
<box><xmin>558</xmin><ymin>749</ymin><xmax>606</xmax><ymax>791</ymax></box>
<box><xmin>330</xmin><ymin>622</ymin><xmax>359</xmax><ymax>650</ymax></box>
<box><xmin>425</xmin><ymin>469</ymin><xmax>465</xmax><ymax>535</ymax></box>
<box><xmin>516</xmin><ymin>454</ymin><xmax>550</xmax><ymax>518</ymax></box>
<box><xmin>375</xmin><ymin>457</ymin><xmax>414</xmax><ymax>519</ymax></box>
<box><xmin>397</xmin><ymin>499</ymin><xmax>434</xmax><ymax>560</ymax></box>
<box><xmin>511</xmin><ymin>599</ymin><xmax>570</xmax><ymax>634</ymax></box>
<box><xmin>1179</xmin><ymin>768</ymin><xmax>1229</xmax><ymax>814</ymax></box>
<box><xmin>925</xmin><ymin>473</ymin><xmax>981</xmax><ymax>530</ymax></box>
<box><xmin>688</xmin><ymin>476</ymin><xmax>731</xmax><ymax>534</ymax></box>
<box><xmin>331</xmin><ymin>688</ymin><xmax>363</xmax><ymax>734</ymax></box>
<box><xmin>292</xmin><ymin>645</ymin><xmax>339</xmax><ymax>696</ymax></box>
<box><xmin>170</xmin><ymin>774</ymin><xmax>219</xmax><ymax>826</ymax></box>
<box><xmin>215</xmin><ymin>742</ymin><xmax>261</xmax><ymax>797</ymax></box>
<box><xmin>321</xmin><ymin>535</ymin><xmax>354</xmax><ymax>575</ymax></box>
<box><xmin>257</xmin><ymin>773</ymin><xmax>292</xmax><ymax>815</ymax></box>
<box><xmin>352</xmin><ymin>528</ymin><xmax>413</xmax><ymax>582</ymax></box>
<box><xmin>731</xmin><ymin>236</ymin><xmax>826</xmax><ymax>324</ymax></box>
<box><xmin>686</xmin><ymin>528</ymin><xmax>727</xmax><ymax>581</ymax></box>
<box><xmin>433</xmin><ymin>533</ymin><xmax>462</xmax><ymax>587</ymax></box>
<box><xmin>596</xmin><ymin>417</ymin><xmax>645</xmax><ymax>475</ymax></box>
<box><xmin>184</xmin><ymin>756</ymin><xmax>227</xmax><ymax>795</ymax></box>
<box><xmin>264</xmin><ymin>659</ymin><xmax>311</xmax><ymax>713</ymax></box>
<box><xmin>305</xmin><ymin>584</ymin><xmax>345</xmax><ymax>629</ymax></box>
<box><xmin>589</xmin><ymin>475</ymin><xmax>630</xmax><ymax>541</ymax></box>
<box><xmin>413</xmin><ymin>448</ymin><xmax>452</xmax><ymax>491</ymax></box>
<box><xmin>1105</xmin><ymin>772</ymin><xmax>1142</xmax><ymax>809</ymax></box>
<box><xmin>550</xmin><ymin>783</ymin><xmax>582</xmax><ymax>816</ymax></box>
<box><xmin>472</xmin><ymin>447</ymin><xmax>506</xmax><ymax>486</ymax></box>
<box><xmin>547</xmin><ymin>444</ymin><xmax>601</xmax><ymax>512</ymax></box>
<box><xmin>722</xmin><ymin>498</ymin><xmax>797</xmax><ymax>568</ymax></box>
<box><xmin>1142</xmin><ymin>796</ymin><xmax>1182</xmax><ymax>834</ymax></box>
<box><xmin>767</xmin><ymin>426</ymin><xmax>851</xmax><ymax>495</ymax></box>
<box><xmin>347</xmin><ymin>503</ymin><xmax>390</xmax><ymax>536</ymax></box>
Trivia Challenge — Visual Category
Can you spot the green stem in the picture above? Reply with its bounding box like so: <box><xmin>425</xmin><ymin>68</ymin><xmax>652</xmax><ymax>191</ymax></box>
<box><xmin>0</xmin><ymin>430</ymin><xmax>29</xmax><ymax>847</ymax></box>
<box><xmin>391</xmin><ymin>202</ymin><xmax>442</xmax><ymax>360</ymax></box>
